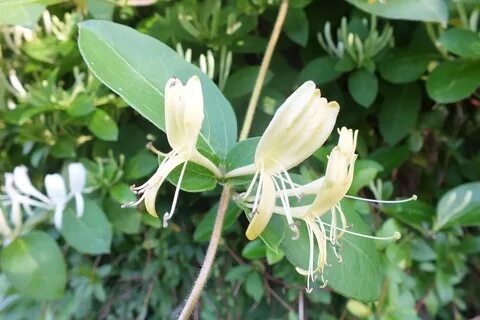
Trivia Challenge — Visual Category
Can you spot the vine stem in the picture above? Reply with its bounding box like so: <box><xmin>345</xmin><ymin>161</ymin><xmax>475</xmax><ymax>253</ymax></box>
<box><xmin>239</xmin><ymin>0</ymin><xmax>289</xmax><ymax>141</ymax></box>
<box><xmin>179</xmin><ymin>185</ymin><xmax>231</xmax><ymax>320</ymax></box>
<box><xmin>179</xmin><ymin>2</ymin><xmax>289</xmax><ymax>318</ymax></box>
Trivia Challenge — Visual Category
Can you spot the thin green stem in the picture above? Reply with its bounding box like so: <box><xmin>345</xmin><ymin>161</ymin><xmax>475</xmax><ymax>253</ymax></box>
<box><xmin>239</xmin><ymin>0</ymin><xmax>289</xmax><ymax>141</ymax></box>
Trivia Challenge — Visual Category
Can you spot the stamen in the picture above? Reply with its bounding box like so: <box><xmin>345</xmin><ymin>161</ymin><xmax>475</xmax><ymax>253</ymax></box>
<box><xmin>146</xmin><ymin>142</ymin><xmax>168</xmax><ymax>157</ymax></box>
<box><xmin>321</xmin><ymin>221</ymin><xmax>401</xmax><ymax>241</ymax></box>
<box><xmin>243</xmin><ymin>170</ymin><xmax>260</xmax><ymax>200</ymax></box>
<box><xmin>272</xmin><ymin>176</ymin><xmax>298</xmax><ymax>239</ymax></box>
<box><xmin>163</xmin><ymin>160</ymin><xmax>188</xmax><ymax>228</ymax></box>
<box><xmin>344</xmin><ymin>194</ymin><xmax>417</xmax><ymax>204</ymax></box>
<box><xmin>121</xmin><ymin>194</ymin><xmax>146</xmax><ymax>208</ymax></box>
<box><xmin>251</xmin><ymin>171</ymin><xmax>264</xmax><ymax>216</ymax></box>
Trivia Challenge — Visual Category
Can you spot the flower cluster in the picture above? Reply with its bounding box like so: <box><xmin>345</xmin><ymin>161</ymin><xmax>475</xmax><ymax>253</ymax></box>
<box><xmin>125</xmin><ymin>76</ymin><xmax>414</xmax><ymax>292</ymax></box>
<box><xmin>0</xmin><ymin>163</ymin><xmax>86</xmax><ymax>243</ymax></box>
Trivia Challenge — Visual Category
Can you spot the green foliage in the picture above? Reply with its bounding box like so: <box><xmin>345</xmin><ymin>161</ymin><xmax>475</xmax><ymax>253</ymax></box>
<box><xmin>1</xmin><ymin>0</ymin><xmax>480</xmax><ymax>319</ymax></box>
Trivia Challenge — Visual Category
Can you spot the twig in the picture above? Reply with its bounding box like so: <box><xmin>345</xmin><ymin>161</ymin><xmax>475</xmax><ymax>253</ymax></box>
<box><xmin>238</xmin><ymin>0</ymin><xmax>289</xmax><ymax>141</ymax></box>
<box><xmin>179</xmin><ymin>185</ymin><xmax>232</xmax><ymax>320</ymax></box>
<box><xmin>298</xmin><ymin>290</ymin><xmax>305</xmax><ymax>320</ymax></box>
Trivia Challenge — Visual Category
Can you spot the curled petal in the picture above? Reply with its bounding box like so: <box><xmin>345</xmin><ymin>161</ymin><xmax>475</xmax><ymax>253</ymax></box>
<box><xmin>13</xmin><ymin>166</ymin><xmax>51</xmax><ymax>204</ymax></box>
<box><xmin>144</xmin><ymin>154</ymin><xmax>186</xmax><ymax>217</ymax></box>
<box><xmin>74</xmin><ymin>193</ymin><xmax>84</xmax><ymax>218</ymax></box>
<box><xmin>245</xmin><ymin>174</ymin><xmax>276</xmax><ymax>240</ymax></box>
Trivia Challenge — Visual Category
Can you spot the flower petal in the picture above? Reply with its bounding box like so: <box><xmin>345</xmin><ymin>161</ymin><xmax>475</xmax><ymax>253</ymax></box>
<box><xmin>144</xmin><ymin>154</ymin><xmax>186</xmax><ymax>217</ymax></box>
<box><xmin>245</xmin><ymin>174</ymin><xmax>276</xmax><ymax>240</ymax></box>
<box><xmin>45</xmin><ymin>174</ymin><xmax>67</xmax><ymax>206</ymax></box>
<box><xmin>68</xmin><ymin>162</ymin><xmax>86</xmax><ymax>194</ymax></box>
<box><xmin>13</xmin><ymin>166</ymin><xmax>51</xmax><ymax>204</ymax></box>
<box><xmin>74</xmin><ymin>193</ymin><xmax>84</xmax><ymax>218</ymax></box>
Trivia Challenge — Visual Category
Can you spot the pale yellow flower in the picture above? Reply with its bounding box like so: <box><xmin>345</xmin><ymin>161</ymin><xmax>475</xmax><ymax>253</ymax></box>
<box><xmin>226</xmin><ymin>81</ymin><xmax>340</xmax><ymax>240</ymax></box>
<box><xmin>123</xmin><ymin>76</ymin><xmax>221</xmax><ymax>227</ymax></box>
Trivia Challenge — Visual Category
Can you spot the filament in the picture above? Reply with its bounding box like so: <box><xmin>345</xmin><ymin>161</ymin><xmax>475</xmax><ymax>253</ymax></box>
<box><xmin>344</xmin><ymin>194</ymin><xmax>417</xmax><ymax>204</ymax></box>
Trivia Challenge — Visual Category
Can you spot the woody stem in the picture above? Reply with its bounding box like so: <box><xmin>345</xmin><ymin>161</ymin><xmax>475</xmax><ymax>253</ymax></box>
<box><xmin>179</xmin><ymin>185</ymin><xmax>231</xmax><ymax>320</ymax></box>
<box><xmin>239</xmin><ymin>0</ymin><xmax>289</xmax><ymax>141</ymax></box>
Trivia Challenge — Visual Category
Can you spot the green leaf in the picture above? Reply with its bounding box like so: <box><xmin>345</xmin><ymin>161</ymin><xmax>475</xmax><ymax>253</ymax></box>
<box><xmin>60</xmin><ymin>199</ymin><xmax>112</xmax><ymax>254</ymax></box>
<box><xmin>436</xmin><ymin>182</ymin><xmax>480</xmax><ymax>230</ymax></box>
<box><xmin>67</xmin><ymin>94</ymin><xmax>95</xmax><ymax>116</ymax></box>
<box><xmin>439</xmin><ymin>28</ymin><xmax>480</xmax><ymax>58</ymax></box>
<box><xmin>346</xmin><ymin>0</ymin><xmax>448</xmax><ymax>24</ymax></box>
<box><xmin>110</xmin><ymin>183</ymin><xmax>137</xmax><ymax>203</ymax></box>
<box><xmin>245</xmin><ymin>272</ymin><xmax>264</xmax><ymax>302</ymax></box>
<box><xmin>163</xmin><ymin>158</ymin><xmax>217</xmax><ymax>192</ymax></box>
<box><xmin>426</xmin><ymin>59</ymin><xmax>480</xmax><ymax>103</ymax></box>
<box><xmin>104</xmin><ymin>199</ymin><xmax>141</xmax><ymax>234</ymax></box>
<box><xmin>298</xmin><ymin>57</ymin><xmax>342</xmax><ymax>85</ymax></box>
<box><xmin>225</xmin><ymin>137</ymin><xmax>260</xmax><ymax>185</ymax></box>
<box><xmin>124</xmin><ymin>150</ymin><xmax>158</xmax><ymax>180</ymax></box>
<box><xmin>379</xmin><ymin>83</ymin><xmax>421</xmax><ymax>145</ymax></box>
<box><xmin>88</xmin><ymin>109</ymin><xmax>118</xmax><ymax>141</ymax></box>
<box><xmin>225</xmin><ymin>265</ymin><xmax>253</xmax><ymax>282</ymax></box>
<box><xmin>86</xmin><ymin>0</ymin><xmax>114</xmax><ymax>20</ymax></box>
<box><xmin>266</xmin><ymin>246</ymin><xmax>284</xmax><ymax>265</ymax></box>
<box><xmin>348</xmin><ymin>69</ymin><xmax>378</xmax><ymax>108</ymax></box>
<box><xmin>0</xmin><ymin>0</ymin><xmax>64</xmax><ymax>26</ymax></box>
<box><xmin>349</xmin><ymin>160</ymin><xmax>383</xmax><ymax>195</ymax></box>
<box><xmin>369</xmin><ymin>145</ymin><xmax>410</xmax><ymax>175</ymax></box>
<box><xmin>193</xmin><ymin>201</ymin><xmax>240</xmax><ymax>242</ymax></box>
<box><xmin>263</xmin><ymin>200</ymin><xmax>383</xmax><ymax>301</ymax></box>
<box><xmin>223</xmin><ymin>66</ymin><xmax>273</xmax><ymax>99</ymax></box>
<box><xmin>383</xmin><ymin>201</ymin><xmax>433</xmax><ymax>232</ymax></box>
<box><xmin>378</xmin><ymin>50</ymin><xmax>433</xmax><ymax>84</ymax></box>
<box><xmin>284</xmin><ymin>8</ymin><xmax>309</xmax><ymax>46</ymax></box>
<box><xmin>0</xmin><ymin>231</ymin><xmax>66</xmax><ymax>300</ymax></box>
<box><xmin>78</xmin><ymin>20</ymin><xmax>237</xmax><ymax>159</ymax></box>
<box><xmin>242</xmin><ymin>239</ymin><xmax>266</xmax><ymax>260</ymax></box>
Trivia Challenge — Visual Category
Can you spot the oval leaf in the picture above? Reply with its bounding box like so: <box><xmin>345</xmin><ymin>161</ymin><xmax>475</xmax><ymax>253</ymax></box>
<box><xmin>1</xmin><ymin>231</ymin><xmax>66</xmax><ymax>300</ymax></box>
<box><xmin>379</xmin><ymin>83</ymin><xmax>421</xmax><ymax>145</ymax></box>
<box><xmin>60</xmin><ymin>198</ymin><xmax>112</xmax><ymax>254</ymax></box>
<box><xmin>426</xmin><ymin>59</ymin><xmax>480</xmax><ymax>103</ymax></box>
<box><xmin>348</xmin><ymin>69</ymin><xmax>378</xmax><ymax>108</ymax></box>
<box><xmin>436</xmin><ymin>182</ymin><xmax>480</xmax><ymax>230</ymax></box>
<box><xmin>346</xmin><ymin>0</ymin><xmax>448</xmax><ymax>24</ymax></box>
<box><xmin>78</xmin><ymin>20</ymin><xmax>237</xmax><ymax>159</ymax></box>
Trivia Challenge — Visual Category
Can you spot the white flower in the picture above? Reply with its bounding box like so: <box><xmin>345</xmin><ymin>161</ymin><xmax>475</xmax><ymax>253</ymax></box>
<box><xmin>68</xmin><ymin>163</ymin><xmax>86</xmax><ymax>217</ymax></box>
<box><xmin>226</xmin><ymin>81</ymin><xmax>340</xmax><ymax>240</ymax></box>
<box><xmin>123</xmin><ymin>76</ymin><xmax>221</xmax><ymax>227</ymax></box>
<box><xmin>45</xmin><ymin>174</ymin><xmax>68</xmax><ymax>229</ymax></box>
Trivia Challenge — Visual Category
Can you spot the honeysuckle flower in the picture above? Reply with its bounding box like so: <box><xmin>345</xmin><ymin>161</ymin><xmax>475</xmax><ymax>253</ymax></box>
<box><xmin>226</xmin><ymin>81</ymin><xmax>340</xmax><ymax>240</ymax></box>
<box><xmin>8</xmin><ymin>69</ymin><xmax>27</xmax><ymax>98</ymax></box>
<box><xmin>244</xmin><ymin>128</ymin><xmax>413</xmax><ymax>292</ymax></box>
<box><xmin>68</xmin><ymin>163</ymin><xmax>86</xmax><ymax>217</ymax></box>
<box><xmin>45</xmin><ymin>174</ymin><xmax>68</xmax><ymax>229</ymax></box>
<box><xmin>13</xmin><ymin>166</ymin><xmax>52</xmax><ymax>206</ymax></box>
<box><xmin>122</xmin><ymin>76</ymin><xmax>221</xmax><ymax>227</ymax></box>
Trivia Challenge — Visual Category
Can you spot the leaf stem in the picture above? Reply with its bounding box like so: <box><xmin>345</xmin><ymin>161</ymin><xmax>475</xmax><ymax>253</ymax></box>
<box><xmin>239</xmin><ymin>0</ymin><xmax>289</xmax><ymax>141</ymax></box>
<box><xmin>179</xmin><ymin>185</ymin><xmax>231</xmax><ymax>320</ymax></box>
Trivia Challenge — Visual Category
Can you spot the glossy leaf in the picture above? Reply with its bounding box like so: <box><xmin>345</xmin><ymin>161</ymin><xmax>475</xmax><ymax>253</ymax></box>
<box><xmin>88</xmin><ymin>109</ymin><xmax>119</xmax><ymax>141</ymax></box>
<box><xmin>348</xmin><ymin>69</ymin><xmax>378</xmax><ymax>108</ymax></box>
<box><xmin>284</xmin><ymin>8</ymin><xmax>309</xmax><ymax>46</ymax></box>
<box><xmin>78</xmin><ymin>20</ymin><xmax>237</xmax><ymax>159</ymax></box>
<box><xmin>439</xmin><ymin>29</ymin><xmax>480</xmax><ymax>58</ymax></box>
<box><xmin>0</xmin><ymin>0</ymin><xmax>64</xmax><ymax>26</ymax></box>
<box><xmin>379</xmin><ymin>84</ymin><xmax>421</xmax><ymax>145</ymax></box>
<box><xmin>346</xmin><ymin>0</ymin><xmax>448</xmax><ymax>24</ymax></box>
<box><xmin>426</xmin><ymin>60</ymin><xmax>480</xmax><ymax>103</ymax></box>
<box><xmin>298</xmin><ymin>57</ymin><xmax>342</xmax><ymax>85</ymax></box>
<box><xmin>0</xmin><ymin>231</ymin><xmax>66</xmax><ymax>300</ymax></box>
<box><xmin>60</xmin><ymin>199</ymin><xmax>112</xmax><ymax>254</ymax></box>
<box><xmin>379</xmin><ymin>50</ymin><xmax>433</xmax><ymax>84</ymax></box>
<box><xmin>436</xmin><ymin>182</ymin><xmax>480</xmax><ymax>230</ymax></box>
